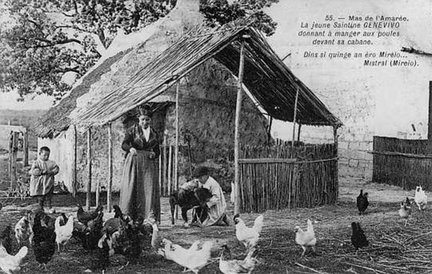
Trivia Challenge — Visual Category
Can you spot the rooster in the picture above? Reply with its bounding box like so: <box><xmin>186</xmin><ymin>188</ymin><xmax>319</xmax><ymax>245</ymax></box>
<box><xmin>0</xmin><ymin>245</ymin><xmax>28</xmax><ymax>274</ymax></box>
<box><xmin>158</xmin><ymin>239</ymin><xmax>213</xmax><ymax>274</ymax></box>
<box><xmin>219</xmin><ymin>244</ymin><xmax>258</xmax><ymax>274</ymax></box>
<box><xmin>14</xmin><ymin>211</ymin><xmax>33</xmax><ymax>247</ymax></box>
<box><xmin>54</xmin><ymin>214</ymin><xmax>74</xmax><ymax>252</ymax></box>
<box><xmin>294</xmin><ymin>219</ymin><xmax>316</xmax><ymax>258</ymax></box>
<box><xmin>398</xmin><ymin>197</ymin><xmax>412</xmax><ymax>226</ymax></box>
<box><xmin>0</xmin><ymin>225</ymin><xmax>12</xmax><ymax>255</ymax></box>
<box><xmin>414</xmin><ymin>186</ymin><xmax>427</xmax><ymax>211</ymax></box>
<box><xmin>356</xmin><ymin>189</ymin><xmax>369</xmax><ymax>215</ymax></box>
<box><xmin>33</xmin><ymin>211</ymin><xmax>56</xmax><ymax>269</ymax></box>
<box><xmin>233</xmin><ymin>214</ymin><xmax>264</xmax><ymax>251</ymax></box>
<box><xmin>351</xmin><ymin>222</ymin><xmax>369</xmax><ymax>252</ymax></box>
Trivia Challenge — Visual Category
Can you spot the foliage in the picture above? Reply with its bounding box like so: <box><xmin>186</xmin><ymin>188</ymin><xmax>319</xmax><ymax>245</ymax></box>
<box><xmin>199</xmin><ymin>0</ymin><xmax>279</xmax><ymax>36</ymax></box>
<box><xmin>0</xmin><ymin>0</ymin><xmax>173</xmax><ymax>101</ymax></box>
<box><xmin>0</xmin><ymin>0</ymin><xmax>278</xmax><ymax>102</ymax></box>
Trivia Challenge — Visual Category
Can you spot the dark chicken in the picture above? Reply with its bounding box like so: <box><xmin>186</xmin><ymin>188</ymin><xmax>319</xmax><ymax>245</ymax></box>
<box><xmin>77</xmin><ymin>204</ymin><xmax>104</xmax><ymax>225</ymax></box>
<box><xmin>0</xmin><ymin>225</ymin><xmax>12</xmax><ymax>254</ymax></box>
<box><xmin>101</xmin><ymin>205</ymin><xmax>142</xmax><ymax>264</ymax></box>
<box><xmin>33</xmin><ymin>211</ymin><xmax>56</xmax><ymax>268</ymax></box>
<box><xmin>356</xmin><ymin>189</ymin><xmax>369</xmax><ymax>215</ymax></box>
<box><xmin>351</xmin><ymin>222</ymin><xmax>369</xmax><ymax>251</ymax></box>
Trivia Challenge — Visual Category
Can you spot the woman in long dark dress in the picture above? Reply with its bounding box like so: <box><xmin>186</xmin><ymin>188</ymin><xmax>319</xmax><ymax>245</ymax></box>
<box><xmin>119</xmin><ymin>109</ymin><xmax>160</xmax><ymax>221</ymax></box>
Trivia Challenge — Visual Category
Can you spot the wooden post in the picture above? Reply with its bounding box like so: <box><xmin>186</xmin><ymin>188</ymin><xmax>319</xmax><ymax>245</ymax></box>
<box><xmin>175</xmin><ymin>81</ymin><xmax>180</xmax><ymax>219</ymax></box>
<box><xmin>175</xmin><ymin>82</ymin><xmax>180</xmax><ymax>192</ymax></box>
<box><xmin>297</xmin><ymin>124</ymin><xmax>302</xmax><ymax>142</ymax></box>
<box><xmin>23</xmin><ymin>130</ymin><xmax>29</xmax><ymax>166</ymax></box>
<box><xmin>333</xmin><ymin>125</ymin><xmax>339</xmax><ymax>198</ymax></box>
<box><xmin>428</xmin><ymin>81</ymin><xmax>432</xmax><ymax>154</ymax></box>
<box><xmin>291</xmin><ymin>85</ymin><xmax>300</xmax><ymax>154</ymax></box>
<box><xmin>168</xmin><ymin>145</ymin><xmax>172</xmax><ymax>195</ymax></box>
<box><xmin>72</xmin><ymin>125</ymin><xmax>77</xmax><ymax>197</ymax></box>
<box><xmin>234</xmin><ymin>35</ymin><xmax>247</xmax><ymax>215</ymax></box>
<box><xmin>163</xmin><ymin>133</ymin><xmax>168</xmax><ymax>196</ymax></box>
<box><xmin>86</xmin><ymin>128</ymin><xmax>92</xmax><ymax>211</ymax></box>
<box><xmin>9</xmin><ymin>131</ymin><xmax>18</xmax><ymax>191</ymax></box>
<box><xmin>107</xmin><ymin>123</ymin><xmax>113</xmax><ymax>212</ymax></box>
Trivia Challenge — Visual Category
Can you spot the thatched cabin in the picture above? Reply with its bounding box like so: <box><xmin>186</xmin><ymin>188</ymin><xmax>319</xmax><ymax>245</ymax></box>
<box><xmin>34</xmin><ymin>0</ymin><xmax>341</xmax><ymax>213</ymax></box>
<box><xmin>34</xmin><ymin>0</ymin><xmax>272</xmax><ymax>195</ymax></box>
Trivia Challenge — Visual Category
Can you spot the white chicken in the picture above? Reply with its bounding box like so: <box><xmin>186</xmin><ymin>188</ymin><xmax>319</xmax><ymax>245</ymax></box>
<box><xmin>0</xmin><ymin>244</ymin><xmax>28</xmax><ymax>274</ymax></box>
<box><xmin>233</xmin><ymin>214</ymin><xmax>264</xmax><ymax>251</ymax></box>
<box><xmin>219</xmin><ymin>244</ymin><xmax>258</xmax><ymax>274</ymax></box>
<box><xmin>14</xmin><ymin>212</ymin><xmax>33</xmax><ymax>247</ymax></box>
<box><xmin>55</xmin><ymin>215</ymin><xmax>74</xmax><ymax>252</ymax></box>
<box><xmin>158</xmin><ymin>239</ymin><xmax>213</xmax><ymax>274</ymax></box>
<box><xmin>414</xmin><ymin>186</ymin><xmax>427</xmax><ymax>211</ymax></box>
<box><xmin>294</xmin><ymin>219</ymin><xmax>316</xmax><ymax>258</ymax></box>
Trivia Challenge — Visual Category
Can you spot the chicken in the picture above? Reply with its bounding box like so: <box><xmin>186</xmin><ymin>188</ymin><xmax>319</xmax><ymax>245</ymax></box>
<box><xmin>233</xmin><ymin>214</ymin><xmax>264</xmax><ymax>251</ymax></box>
<box><xmin>0</xmin><ymin>245</ymin><xmax>28</xmax><ymax>274</ymax></box>
<box><xmin>356</xmin><ymin>189</ymin><xmax>369</xmax><ymax>215</ymax></box>
<box><xmin>101</xmin><ymin>205</ymin><xmax>142</xmax><ymax>264</ymax></box>
<box><xmin>81</xmin><ymin>210</ymin><xmax>104</xmax><ymax>250</ymax></box>
<box><xmin>158</xmin><ymin>239</ymin><xmax>213</xmax><ymax>274</ymax></box>
<box><xmin>89</xmin><ymin>231</ymin><xmax>114</xmax><ymax>274</ymax></box>
<box><xmin>219</xmin><ymin>244</ymin><xmax>258</xmax><ymax>274</ymax></box>
<box><xmin>414</xmin><ymin>186</ymin><xmax>427</xmax><ymax>211</ymax></box>
<box><xmin>54</xmin><ymin>214</ymin><xmax>74</xmax><ymax>252</ymax></box>
<box><xmin>0</xmin><ymin>225</ymin><xmax>12</xmax><ymax>254</ymax></box>
<box><xmin>351</xmin><ymin>222</ymin><xmax>369</xmax><ymax>251</ymax></box>
<box><xmin>14</xmin><ymin>211</ymin><xmax>33</xmax><ymax>247</ymax></box>
<box><xmin>33</xmin><ymin>211</ymin><xmax>56</xmax><ymax>269</ymax></box>
<box><xmin>294</xmin><ymin>219</ymin><xmax>316</xmax><ymax>258</ymax></box>
<box><xmin>398</xmin><ymin>197</ymin><xmax>412</xmax><ymax>226</ymax></box>
<box><xmin>77</xmin><ymin>204</ymin><xmax>104</xmax><ymax>225</ymax></box>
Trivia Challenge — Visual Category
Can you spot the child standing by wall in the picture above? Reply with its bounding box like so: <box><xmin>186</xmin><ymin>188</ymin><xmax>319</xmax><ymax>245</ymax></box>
<box><xmin>29</xmin><ymin>146</ymin><xmax>59</xmax><ymax>213</ymax></box>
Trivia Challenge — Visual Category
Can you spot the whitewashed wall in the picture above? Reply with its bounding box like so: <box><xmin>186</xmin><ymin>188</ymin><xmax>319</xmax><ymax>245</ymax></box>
<box><xmin>266</xmin><ymin>0</ymin><xmax>432</xmax><ymax>179</ymax></box>
<box><xmin>37</xmin><ymin>127</ymin><xmax>75</xmax><ymax>191</ymax></box>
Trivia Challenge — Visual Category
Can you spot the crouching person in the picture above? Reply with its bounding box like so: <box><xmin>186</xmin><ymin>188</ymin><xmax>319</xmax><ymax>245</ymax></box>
<box><xmin>192</xmin><ymin>166</ymin><xmax>230</xmax><ymax>227</ymax></box>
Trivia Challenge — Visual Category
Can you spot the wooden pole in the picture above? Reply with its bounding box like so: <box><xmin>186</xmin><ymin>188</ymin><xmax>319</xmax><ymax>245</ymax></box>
<box><xmin>234</xmin><ymin>35</ymin><xmax>247</xmax><ymax>215</ymax></box>
<box><xmin>297</xmin><ymin>124</ymin><xmax>302</xmax><ymax>142</ymax></box>
<box><xmin>72</xmin><ymin>125</ymin><xmax>77</xmax><ymax>197</ymax></box>
<box><xmin>168</xmin><ymin>145</ymin><xmax>172</xmax><ymax>195</ymax></box>
<box><xmin>175</xmin><ymin>82</ymin><xmax>180</xmax><ymax>192</ymax></box>
<box><xmin>23</xmin><ymin>129</ymin><xmax>28</xmax><ymax>166</ymax></box>
<box><xmin>333</xmin><ymin>125</ymin><xmax>339</xmax><ymax>198</ymax></box>
<box><xmin>86</xmin><ymin>128</ymin><xmax>92</xmax><ymax>211</ymax></box>
<box><xmin>291</xmin><ymin>85</ymin><xmax>300</xmax><ymax>154</ymax></box>
<box><xmin>107</xmin><ymin>123</ymin><xmax>113</xmax><ymax>212</ymax></box>
<box><xmin>9</xmin><ymin>132</ymin><xmax>18</xmax><ymax>191</ymax></box>
<box><xmin>428</xmin><ymin>81</ymin><xmax>432</xmax><ymax>154</ymax></box>
<box><xmin>175</xmin><ymin>81</ymin><xmax>180</xmax><ymax>219</ymax></box>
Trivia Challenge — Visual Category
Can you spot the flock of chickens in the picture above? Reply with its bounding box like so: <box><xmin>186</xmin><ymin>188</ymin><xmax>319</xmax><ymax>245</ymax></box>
<box><xmin>0</xmin><ymin>204</ymin><xmax>159</xmax><ymax>274</ymax></box>
<box><xmin>0</xmin><ymin>185</ymin><xmax>429</xmax><ymax>274</ymax></box>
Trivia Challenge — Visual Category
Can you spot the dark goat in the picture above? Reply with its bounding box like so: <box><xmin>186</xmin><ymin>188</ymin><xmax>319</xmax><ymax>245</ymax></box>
<box><xmin>169</xmin><ymin>187</ymin><xmax>212</xmax><ymax>225</ymax></box>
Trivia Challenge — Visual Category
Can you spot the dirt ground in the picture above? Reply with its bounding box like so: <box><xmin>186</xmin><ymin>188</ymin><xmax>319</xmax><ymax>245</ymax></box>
<box><xmin>0</xmin><ymin>152</ymin><xmax>431</xmax><ymax>273</ymax></box>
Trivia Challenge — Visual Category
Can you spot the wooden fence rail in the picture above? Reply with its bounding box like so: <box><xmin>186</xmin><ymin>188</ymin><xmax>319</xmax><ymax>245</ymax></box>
<box><xmin>239</xmin><ymin>143</ymin><xmax>338</xmax><ymax>213</ymax></box>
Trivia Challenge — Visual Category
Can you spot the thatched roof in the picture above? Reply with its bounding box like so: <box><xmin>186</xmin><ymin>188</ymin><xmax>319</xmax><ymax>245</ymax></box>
<box><xmin>71</xmin><ymin>22</ymin><xmax>341</xmax><ymax>128</ymax></box>
<box><xmin>34</xmin><ymin>49</ymin><xmax>132</xmax><ymax>138</ymax></box>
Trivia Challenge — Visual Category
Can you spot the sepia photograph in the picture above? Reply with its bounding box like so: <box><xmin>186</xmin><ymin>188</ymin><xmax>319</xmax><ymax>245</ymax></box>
<box><xmin>0</xmin><ymin>0</ymin><xmax>431</xmax><ymax>273</ymax></box>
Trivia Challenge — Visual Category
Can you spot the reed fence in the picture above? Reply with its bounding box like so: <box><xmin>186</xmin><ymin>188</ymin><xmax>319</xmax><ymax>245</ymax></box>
<box><xmin>239</xmin><ymin>143</ymin><xmax>338</xmax><ymax>213</ymax></box>
<box><xmin>372</xmin><ymin>136</ymin><xmax>432</xmax><ymax>190</ymax></box>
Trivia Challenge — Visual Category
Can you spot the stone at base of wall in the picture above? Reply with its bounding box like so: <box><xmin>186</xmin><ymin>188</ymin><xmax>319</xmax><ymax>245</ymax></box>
<box><xmin>339</xmin><ymin>163</ymin><xmax>372</xmax><ymax>180</ymax></box>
